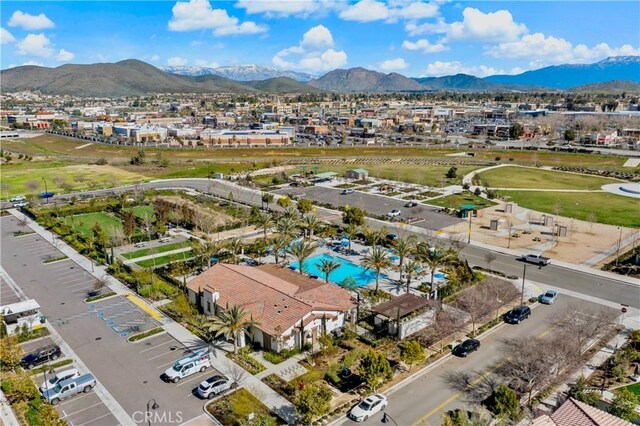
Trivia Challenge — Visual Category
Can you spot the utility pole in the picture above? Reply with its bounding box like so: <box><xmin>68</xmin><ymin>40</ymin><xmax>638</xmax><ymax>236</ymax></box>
<box><xmin>521</xmin><ymin>263</ymin><xmax>527</xmax><ymax>305</ymax></box>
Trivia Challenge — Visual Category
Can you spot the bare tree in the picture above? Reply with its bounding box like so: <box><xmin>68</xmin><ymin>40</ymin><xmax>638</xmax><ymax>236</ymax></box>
<box><xmin>432</xmin><ymin>308</ymin><xmax>466</xmax><ymax>350</ymax></box>
<box><xmin>447</xmin><ymin>234</ymin><xmax>467</xmax><ymax>256</ymax></box>
<box><xmin>586</xmin><ymin>212</ymin><xmax>597</xmax><ymax>235</ymax></box>
<box><xmin>442</xmin><ymin>370</ymin><xmax>500</xmax><ymax>405</ymax></box>
<box><xmin>552</xmin><ymin>305</ymin><xmax>618</xmax><ymax>357</ymax></box>
<box><xmin>484</xmin><ymin>252</ymin><xmax>498</xmax><ymax>271</ymax></box>
<box><xmin>223</xmin><ymin>360</ymin><xmax>248</xmax><ymax>389</ymax></box>
<box><xmin>455</xmin><ymin>283</ymin><xmax>495</xmax><ymax>335</ymax></box>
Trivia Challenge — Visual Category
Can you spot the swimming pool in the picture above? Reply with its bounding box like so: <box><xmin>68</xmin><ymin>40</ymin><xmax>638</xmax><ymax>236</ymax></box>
<box><xmin>290</xmin><ymin>253</ymin><xmax>378</xmax><ymax>287</ymax></box>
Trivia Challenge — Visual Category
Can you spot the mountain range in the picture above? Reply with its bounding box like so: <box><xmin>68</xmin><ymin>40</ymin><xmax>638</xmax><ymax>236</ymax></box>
<box><xmin>1</xmin><ymin>56</ymin><xmax>638</xmax><ymax>97</ymax></box>
<box><xmin>159</xmin><ymin>64</ymin><xmax>316</xmax><ymax>82</ymax></box>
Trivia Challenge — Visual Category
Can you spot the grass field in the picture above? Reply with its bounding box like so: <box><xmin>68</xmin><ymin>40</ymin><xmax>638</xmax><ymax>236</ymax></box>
<box><xmin>479</xmin><ymin>166</ymin><xmax>621</xmax><ymax>190</ymax></box>
<box><xmin>426</xmin><ymin>193</ymin><xmax>498</xmax><ymax>209</ymax></box>
<box><xmin>498</xmin><ymin>191</ymin><xmax>640</xmax><ymax>228</ymax></box>
<box><xmin>125</xmin><ymin>205</ymin><xmax>155</xmax><ymax>221</ymax></box>
<box><xmin>294</xmin><ymin>163</ymin><xmax>480</xmax><ymax>186</ymax></box>
<box><xmin>0</xmin><ymin>161</ymin><xmax>148</xmax><ymax>199</ymax></box>
<box><xmin>206</xmin><ymin>388</ymin><xmax>281</xmax><ymax>426</ymax></box>
<box><xmin>135</xmin><ymin>251</ymin><xmax>193</xmax><ymax>267</ymax></box>
<box><xmin>122</xmin><ymin>241</ymin><xmax>191</xmax><ymax>259</ymax></box>
<box><xmin>63</xmin><ymin>212</ymin><xmax>124</xmax><ymax>237</ymax></box>
<box><xmin>622</xmin><ymin>382</ymin><xmax>640</xmax><ymax>397</ymax></box>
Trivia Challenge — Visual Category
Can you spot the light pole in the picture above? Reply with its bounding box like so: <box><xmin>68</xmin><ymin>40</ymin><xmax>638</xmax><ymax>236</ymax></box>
<box><xmin>616</xmin><ymin>226</ymin><xmax>623</xmax><ymax>266</ymax></box>
<box><xmin>382</xmin><ymin>412</ymin><xmax>399</xmax><ymax>426</ymax></box>
<box><xmin>42</xmin><ymin>177</ymin><xmax>49</xmax><ymax>204</ymax></box>
<box><xmin>467</xmin><ymin>210</ymin><xmax>473</xmax><ymax>244</ymax></box>
<box><xmin>146</xmin><ymin>399</ymin><xmax>159</xmax><ymax>426</ymax></box>
<box><xmin>521</xmin><ymin>263</ymin><xmax>527</xmax><ymax>305</ymax></box>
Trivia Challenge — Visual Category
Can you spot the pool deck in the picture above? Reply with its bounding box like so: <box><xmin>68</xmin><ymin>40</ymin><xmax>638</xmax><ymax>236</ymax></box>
<box><xmin>263</xmin><ymin>238</ymin><xmax>448</xmax><ymax>297</ymax></box>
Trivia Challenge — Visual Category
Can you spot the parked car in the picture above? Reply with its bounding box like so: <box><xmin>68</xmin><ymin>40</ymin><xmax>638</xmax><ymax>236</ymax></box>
<box><xmin>21</xmin><ymin>344</ymin><xmax>62</xmax><ymax>369</ymax></box>
<box><xmin>519</xmin><ymin>253</ymin><xmax>551</xmax><ymax>266</ymax></box>
<box><xmin>13</xmin><ymin>201</ymin><xmax>29</xmax><ymax>208</ymax></box>
<box><xmin>504</xmin><ymin>305</ymin><xmax>531</xmax><ymax>324</ymax></box>
<box><xmin>39</xmin><ymin>368</ymin><xmax>81</xmax><ymax>393</ymax></box>
<box><xmin>196</xmin><ymin>375</ymin><xmax>232</xmax><ymax>399</ymax></box>
<box><xmin>342</xmin><ymin>188</ymin><xmax>355</xmax><ymax>195</ymax></box>
<box><xmin>404</xmin><ymin>201</ymin><xmax>418</xmax><ymax>208</ymax></box>
<box><xmin>133</xmin><ymin>242</ymin><xmax>147</xmax><ymax>248</ymax></box>
<box><xmin>159</xmin><ymin>237</ymin><xmax>172</xmax><ymax>243</ymax></box>
<box><xmin>164</xmin><ymin>348</ymin><xmax>211</xmax><ymax>383</ymax></box>
<box><xmin>452</xmin><ymin>339</ymin><xmax>480</xmax><ymax>357</ymax></box>
<box><xmin>39</xmin><ymin>192</ymin><xmax>55</xmax><ymax>199</ymax></box>
<box><xmin>539</xmin><ymin>289</ymin><xmax>559</xmax><ymax>305</ymax></box>
<box><xmin>348</xmin><ymin>394</ymin><xmax>387</xmax><ymax>422</ymax></box>
<box><xmin>387</xmin><ymin>209</ymin><xmax>401</xmax><ymax>218</ymax></box>
<box><xmin>42</xmin><ymin>373</ymin><xmax>96</xmax><ymax>405</ymax></box>
<box><xmin>9</xmin><ymin>195</ymin><xmax>26</xmax><ymax>203</ymax></box>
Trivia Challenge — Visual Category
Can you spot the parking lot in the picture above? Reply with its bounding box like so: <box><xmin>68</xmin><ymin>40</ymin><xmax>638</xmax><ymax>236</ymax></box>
<box><xmin>1</xmin><ymin>274</ymin><xmax>23</xmax><ymax>305</ymax></box>
<box><xmin>1</xmin><ymin>215</ymin><xmax>219</xmax><ymax>424</ymax></box>
<box><xmin>275</xmin><ymin>185</ymin><xmax>462</xmax><ymax>231</ymax></box>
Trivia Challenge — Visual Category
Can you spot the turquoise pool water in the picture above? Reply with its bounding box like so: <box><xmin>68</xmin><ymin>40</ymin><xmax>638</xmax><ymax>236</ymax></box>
<box><xmin>291</xmin><ymin>253</ymin><xmax>378</xmax><ymax>287</ymax></box>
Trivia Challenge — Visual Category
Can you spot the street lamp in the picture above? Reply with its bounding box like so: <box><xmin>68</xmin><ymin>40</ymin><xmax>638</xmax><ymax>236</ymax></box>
<box><xmin>520</xmin><ymin>263</ymin><xmax>527</xmax><ymax>305</ymax></box>
<box><xmin>42</xmin><ymin>177</ymin><xmax>49</xmax><ymax>204</ymax></box>
<box><xmin>146</xmin><ymin>399</ymin><xmax>159</xmax><ymax>426</ymax></box>
<box><xmin>616</xmin><ymin>227</ymin><xmax>623</xmax><ymax>266</ymax></box>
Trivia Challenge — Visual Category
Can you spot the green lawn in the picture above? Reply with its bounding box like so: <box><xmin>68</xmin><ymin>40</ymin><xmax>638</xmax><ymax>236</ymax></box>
<box><xmin>622</xmin><ymin>382</ymin><xmax>640</xmax><ymax>397</ymax></box>
<box><xmin>206</xmin><ymin>388</ymin><xmax>281</xmax><ymax>426</ymax></box>
<box><xmin>135</xmin><ymin>251</ymin><xmax>193</xmax><ymax>268</ymax></box>
<box><xmin>425</xmin><ymin>192</ymin><xmax>498</xmax><ymax>209</ymax></box>
<box><xmin>125</xmin><ymin>205</ymin><xmax>156</xmax><ymax>221</ymax></box>
<box><xmin>295</xmin><ymin>164</ymin><xmax>480</xmax><ymax>186</ymax></box>
<box><xmin>498</xmin><ymin>191</ymin><xmax>640</xmax><ymax>228</ymax></box>
<box><xmin>122</xmin><ymin>241</ymin><xmax>192</xmax><ymax>259</ymax></box>
<box><xmin>479</xmin><ymin>166</ymin><xmax>621</xmax><ymax>190</ymax></box>
<box><xmin>63</xmin><ymin>212</ymin><xmax>124</xmax><ymax>237</ymax></box>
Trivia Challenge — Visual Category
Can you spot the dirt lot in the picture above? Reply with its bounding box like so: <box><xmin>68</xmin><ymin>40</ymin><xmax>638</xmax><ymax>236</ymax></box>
<box><xmin>443</xmin><ymin>201</ymin><xmax>639</xmax><ymax>265</ymax></box>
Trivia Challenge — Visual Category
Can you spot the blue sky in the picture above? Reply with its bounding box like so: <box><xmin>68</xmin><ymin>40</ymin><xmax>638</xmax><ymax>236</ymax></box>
<box><xmin>1</xmin><ymin>1</ymin><xmax>639</xmax><ymax>77</ymax></box>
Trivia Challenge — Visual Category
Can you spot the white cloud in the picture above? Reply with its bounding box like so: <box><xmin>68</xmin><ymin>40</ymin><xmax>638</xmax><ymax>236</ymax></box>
<box><xmin>8</xmin><ymin>10</ymin><xmax>55</xmax><ymax>30</ymax></box>
<box><xmin>168</xmin><ymin>56</ymin><xmax>188</xmax><ymax>66</ymax></box>
<box><xmin>56</xmin><ymin>49</ymin><xmax>74</xmax><ymax>61</ymax></box>
<box><xmin>190</xmin><ymin>40</ymin><xmax>203</xmax><ymax>46</ymax></box>
<box><xmin>379</xmin><ymin>58</ymin><xmax>409</xmax><ymax>71</ymax></box>
<box><xmin>422</xmin><ymin>60</ymin><xmax>503</xmax><ymax>77</ymax></box>
<box><xmin>406</xmin><ymin>7</ymin><xmax>526</xmax><ymax>42</ymax></box>
<box><xmin>401</xmin><ymin>39</ymin><xmax>447</xmax><ymax>53</ymax></box>
<box><xmin>388</xmin><ymin>1</ymin><xmax>439</xmax><ymax>22</ymax></box>
<box><xmin>339</xmin><ymin>0</ymin><xmax>389</xmax><ymax>22</ymax></box>
<box><xmin>168</xmin><ymin>0</ymin><xmax>267</xmax><ymax>35</ymax></box>
<box><xmin>272</xmin><ymin>25</ymin><xmax>347</xmax><ymax>71</ymax></box>
<box><xmin>150</xmin><ymin>54</ymin><xmax>160</xmax><ymax>62</ymax></box>
<box><xmin>16</xmin><ymin>33</ymin><xmax>53</xmax><ymax>57</ymax></box>
<box><xmin>235</xmin><ymin>0</ymin><xmax>342</xmax><ymax>18</ymax></box>
<box><xmin>194</xmin><ymin>59</ymin><xmax>220</xmax><ymax>68</ymax></box>
<box><xmin>22</xmin><ymin>60</ymin><xmax>44</xmax><ymax>66</ymax></box>
<box><xmin>486</xmin><ymin>32</ymin><xmax>640</xmax><ymax>68</ymax></box>
<box><xmin>1</xmin><ymin>27</ymin><xmax>16</xmax><ymax>45</ymax></box>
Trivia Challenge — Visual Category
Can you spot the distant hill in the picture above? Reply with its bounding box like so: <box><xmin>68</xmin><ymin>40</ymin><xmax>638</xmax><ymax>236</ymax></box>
<box><xmin>484</xmin><ymin>56</ymin><xmax>640</xmax><ymax>90</ymax></box>
<box><xmin>308</xmin><ymin>67</ymin><xmax>425</xmax><ymax>92</ymax></box>
<box><xmin>567</xmin><ymin>80</ymin><xmax>640</xmax><ymax>93</ymax></box>
<box><xmin>243</xmin><ymin>77</ymin><xmax>323</xmax><ymax>93</ymax></box>
<box><xmin>160</xmin><ymin>64</ymin><xmax>316</xmax><ymax>82</ymax></box>
<box><xmin>414</xmin><ymin>73</ymin><xmax>540</xmax><ymax>91</ymax></box>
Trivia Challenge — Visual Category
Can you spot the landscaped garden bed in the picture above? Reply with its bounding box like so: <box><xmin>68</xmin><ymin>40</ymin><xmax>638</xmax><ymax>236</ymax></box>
<box><xmin>84</xmin><ymin>291</ymin><xmax>116</xmax><ymax>302</ymax></box>
<box><xmin>42</xmin><ymin>255</ymin><xmax>68</xmax><ymax>264</ymax></box>
<box><xmin>226</xmin><ymin>349</ymin><xmax>266</xmax><ymax>375</ymax></box>
<box><xmin>16</xmin><ymin>326</ymin><xmax>50</xmax><ymax>343</ymax></box>
<box><xmin>205</xmin><ymin>388</ymin><xmax>283</xmax><ymax>425</ymax></box>
<box><xmin>128</xmin><ymin>326</ymin><xmax>164</xmax><ymax>342</ymax></box>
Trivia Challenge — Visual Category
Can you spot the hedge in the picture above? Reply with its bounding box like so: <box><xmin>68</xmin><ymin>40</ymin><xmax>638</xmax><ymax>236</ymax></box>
<box><xmin>128</xmin><ymin>327</ymin><xmax>164</xmax><ymax>342</ymax></box>
<box><xmin>85</xmin><ymin>291</ymin><xmax>116</xmax><ymax>303</ymax></box>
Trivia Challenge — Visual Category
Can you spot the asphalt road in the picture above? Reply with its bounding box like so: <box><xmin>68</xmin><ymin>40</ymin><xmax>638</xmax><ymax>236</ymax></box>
<box><xmin>337</xmin><ymin>296</ymin><xmax>616</xmax><ymax>426</ymax></box>
<box><xmin>7</xmin><ymin>178</ymin><xmax>639</xmax><ymax>310</ymax></box>
<box><xmin>0</xmin><ymin>215</ymin><xmax>219</xmax><ymax>425</ymax></box>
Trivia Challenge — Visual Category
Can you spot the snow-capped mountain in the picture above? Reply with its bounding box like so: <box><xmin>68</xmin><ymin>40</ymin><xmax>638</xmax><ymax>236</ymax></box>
<box><xmin>159</xmin><ymin>65</ymin><xmax>316</xmax><ymax>82</ymax></box>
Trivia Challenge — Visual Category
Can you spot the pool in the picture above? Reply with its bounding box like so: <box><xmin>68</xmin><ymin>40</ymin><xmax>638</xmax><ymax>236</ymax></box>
<box><xmin>434</xmin><ymin>272</ymin><xmax>446</xmax><ymax>280</ymax></box>
<box><xmin>290</xmin><ymin>253</ymin><xmax>378</xmax><ymax>287</ymax></box>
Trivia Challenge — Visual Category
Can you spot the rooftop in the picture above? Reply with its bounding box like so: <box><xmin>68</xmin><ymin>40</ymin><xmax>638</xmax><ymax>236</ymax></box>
<box><xmin>371</xmin><ymin>293</ymin><xmax>432</xmax><ymax>319</ymax></box>
<box><xmin>531</xmin><ymin>398</ymin><xmax>634</xmax><ymax>426</ymax></box>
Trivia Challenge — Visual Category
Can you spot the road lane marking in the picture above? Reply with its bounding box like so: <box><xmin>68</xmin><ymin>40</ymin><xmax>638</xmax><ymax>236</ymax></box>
<box><xmin>139</xmin><ymin>338</ymin><xmax>175</xmax><ymax>354</ymax></box>
<box><xmin>75</xmin><ymin>412</ymin><xmax>114</xmax><ymax>426</ymax></box>
<box><xmin>60</xmin><ymin>402</ymin><xmax>104</xmax><ymax>418</ymax></box>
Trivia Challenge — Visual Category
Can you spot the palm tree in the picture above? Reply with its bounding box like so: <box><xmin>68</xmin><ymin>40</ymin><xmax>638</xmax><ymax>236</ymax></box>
<box><xmin>252</xmin><ymin>211</ymin><xmax>274</xmax><ymax>241</ymax></box>
<box><xmin>226</xmin><ymin>237</ymin><xmax>243</xmax><ymax>264</ymax></box>
<box><xmin>261</xmin><ymin>192</ymin><xmax>274</xmax><ymax>211</ymax></box>
<box><xmin>276</xmin><ymin>216</ymin><xmax>299</xmax><ymax>240</ymax></box>
<box><xmin>194</xmin><ymin>239</ymin><xmax>223</xmax><ymax>268</ymax></box>
<box><xmin>416</xmin><ymin>243</ymin><xmax>454</xmax><ymax>296</ymax></box>
<box><xmin>392</xmin><ymin>235</ymin><xmax>416</xmax><ymax>282</ymax></box>
<box><xmin>318</xmin><ymin>258</ymin><xmax>341</xmax><ymax>283</ymax></box>
<box><xmin>269</xmin><ymin>234</ymin><xmax>290</xmax><ymax>265</ymax></box>
<box><xmin>344</xmin><ymin>224</ymin><xmax>359</xmax><ymax>252</ymax></box>
<box><xmin>362</xmin><ymin>245</ymin><xmax>392</xmax><ymax>292</ymax></box>
<box><xmin>206</xmin><ymin>305</ymin><xmax>260</xmax><ymax>354</ymax></box>
<box><xmin>363</xmin><ymin>226</ymin><xmax>387</xmax><ymax>246</ymax></box>
<box><xmin>288</xmin><ymin>240</ymin><xmax>317</xmax><ymax>275</ymax></box>
<box><xmin>403</xmin><ymin>258</ymin><xmax>422</xmax><ymax>294</ymax></box>
<box><xmin>282</xmin><ymin>207</ymin><xmax>298</xmax><ymax>220</ymax></box>
<box><xmin>300</xmin><ymin>214</ymin><xmax>322</xmax><ymax>239</ymax></box>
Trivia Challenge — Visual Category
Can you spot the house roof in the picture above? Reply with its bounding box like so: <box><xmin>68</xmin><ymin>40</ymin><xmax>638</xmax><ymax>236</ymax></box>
<box><xmin>371</xmin><ymin>293</ymin><xmax>432</xmax><ymax>319</ymax></box>
<box><xmin>188</xmin><ymin>264</ymin><xmax>354</xmax><ymax>336</ymax></box>
<box><xmin>531</xmin><ymin>398</ymin><xmax>634</xmax><ymax>426</ymax></box>
<box><xmin>349</xmin><ymin>169</ymin><xmax>368</xmax><ymax>174</ymax></box>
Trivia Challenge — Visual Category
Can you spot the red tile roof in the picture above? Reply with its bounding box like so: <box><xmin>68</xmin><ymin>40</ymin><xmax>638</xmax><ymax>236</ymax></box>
<box><xmin>531</xmin><ymin>398</ymin><xmax>634</xmax><ymax>426</ymax></box>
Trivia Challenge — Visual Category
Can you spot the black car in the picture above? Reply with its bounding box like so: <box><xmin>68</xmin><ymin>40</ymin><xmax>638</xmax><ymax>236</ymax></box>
<box><xmin>21</xmin><ymin>344</ymin><xmax>62</xmax><ymax>369</ymax></box>
<box><xmin>452</xmin><ymin>339</ymin><xmax>480</xmax><ymax>357</ymax></box>
<box><xmin>504</xmin><ymin>305</ymin><xmax>531</xmax><ymax>324</ymax></box>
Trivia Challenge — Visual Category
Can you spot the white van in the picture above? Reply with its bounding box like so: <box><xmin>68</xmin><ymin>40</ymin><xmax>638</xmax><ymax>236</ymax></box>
<box><xmin>40</xmin><ymin>368</ymin><xmax>81</xmax><ymax>393</ymax></box>
<box><xmin>164</xmin><ymin>348</ymin><xmax>211</xmax><ymax>383</ymax></box>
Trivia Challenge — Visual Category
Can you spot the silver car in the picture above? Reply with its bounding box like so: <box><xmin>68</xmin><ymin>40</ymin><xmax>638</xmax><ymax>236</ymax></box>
<box><xmin>196</xmin><ymin>375</ymin><xmax>232</xmax><ymax>399</ymax></box>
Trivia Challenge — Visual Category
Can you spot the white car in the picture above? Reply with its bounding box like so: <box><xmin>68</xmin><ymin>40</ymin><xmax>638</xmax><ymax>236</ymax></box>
<box><xmin>133</xmin><ymin>242</ymin><xmax>147</xmax><ymax>248</ymax></box>
<box><xmin>342</xmin><ymin>189</ymin><xmax>355</xmax><ymax>195</ymax></box>
<box><xmin>387</xmin><ymin>209</ymin><xmax>401</xmax><ymax>218</ymax></box>
<box><xmin>9</xmin><ymin>195</ymin><xmax>26</xmax><ymax>203</ymax></box>
<box><xmin>348</xmin><ymin>394</ymin><xmax>387</xmax><ymax>422</ymax></box>
<box><xmin>196</xmin><ymin>375</ymin><xmax>232</xmax><ymax>399</ymax></box>
<box><xmin>39</xmin><ymin>368</ymin><xmax>81</xmax><ymax>393</ymax></box>
<box><xmin>13</xmin><ymin>201</ymin><xmax>29</xmax><ymax>208</ymax></box>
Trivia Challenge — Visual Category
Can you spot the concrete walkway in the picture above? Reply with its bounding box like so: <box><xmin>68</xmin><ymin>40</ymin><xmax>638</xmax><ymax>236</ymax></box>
<box><xmin>255</xmin><ymin>352</ymin><xmax>308</xmax><ymax>381</ymax></box>
<box><xmin>122</xmin><ymin>246</ymin><xmax>193</xmax><ymax>265</ymax></box>
<box><xmin>0</xmin><ymin>388</ymin><xmax>20</xmax><ymax>426</ymax></box>
<box><xmin>9</xmin><ymin>209</ymin><xmax>298</xmax><ymax>425</ymax></box>
<box><xmin>583</xmin><ymin>231</ymin><xmax>640</xmax><ymax>267</ymax></box>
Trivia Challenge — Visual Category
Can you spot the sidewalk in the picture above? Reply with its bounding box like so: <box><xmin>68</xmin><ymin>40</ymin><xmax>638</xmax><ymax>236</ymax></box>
<box><xmin>0</xmin><ymin>388</ymin><xmax>20</xmax><ymax>426</ymax></box>
<box><xmin>10</xmin><ymin>209</ymin><xmax>299</xmax><ymax>425</ymax></box>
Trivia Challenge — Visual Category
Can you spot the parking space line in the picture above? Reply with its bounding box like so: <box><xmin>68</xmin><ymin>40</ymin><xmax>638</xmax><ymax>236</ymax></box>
<box><xmin>60</xmin><ymin>402</ymin><xmax>104</xmax><ymax>419</ymax></box>
<box><xmin>156</xmin><ymin>359</ymin><xmax>178</xmax><ymax>369</ymax></box>
<box><xmin>139</xmin><ymin>338</ymin><xmax>175</xmax><ymax>354</ymax></box>
<box><xmin>147</xmin><ymin>348</ymin><xmax>181</xmax><ymax>361</ymax></box>
<box><xmin>75</xmin><ymin>412</ymin><xmax>115</xmax><ymax>426</ymax></box>
<box><xmin>175</xmin><ymin>370</ymin><xmax>211</xmax><ymax>387</ymax></box>
<box><xmin>57</xmin><ymin>392</ymin><xmax>94</xmax><ymax>406</ymax></box>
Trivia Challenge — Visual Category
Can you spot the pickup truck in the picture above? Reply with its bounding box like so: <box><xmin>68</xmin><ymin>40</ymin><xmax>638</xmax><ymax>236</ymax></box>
<box><xmin>164</xmin><ymin>348</ymin><xmax>211</xmax><ymax>383</ymax></box>
<box><xmin>519</xmin><ymin>253</ymin><xmax>551</xmax><ymax>266</ymax></box>
<box><xmin>42</xmin><ymin>373</ymin><xmax>96</xmax><ymax>405</ymax></box>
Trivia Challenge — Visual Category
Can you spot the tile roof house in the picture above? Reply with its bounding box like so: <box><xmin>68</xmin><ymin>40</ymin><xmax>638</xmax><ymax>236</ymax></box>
<box><xmin>186</xmin><ymin>263</ymin><xmax>355</xmax><ymax>352</ymax></box>
<box><xmin>531</xmin><ymin>398</ymin><xmax>634</xmax><ymax>426</ymax></box>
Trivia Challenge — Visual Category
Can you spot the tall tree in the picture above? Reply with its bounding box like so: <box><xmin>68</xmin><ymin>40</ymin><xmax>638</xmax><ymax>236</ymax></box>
<box><xmin>194</xmin><ymin>239</ymin><xmax>223</xmax><ymax>268</ymax></box>
<box><xmin>362</xmin><ymin>245</ymin><xmax>392</xmax><ymax>292</ymax></box>
<box><xmin>300</xmin><ymin>214</ymin><xmax>322</xmax><ymax>239</ymax></box>
<box><xmin>416</xmin><ymin>243</ymin><xmax>454</xmax><ymax>295</ymax></box>
<box><xmin>261</xmin><ymin>192</ymin><xmax>274</xmax><ymax>211</ymax></box>
<box><xmin>359</xmin><ymin>349</ymin><xmax>393</xmax><ymax>391</ymax></box>
<box><xmin>252</xmin><ymin>211</ymin><xmax>274</xmax><ymax>241</ymax></box>
<box><xmin>404</xmin><ymin>258</ymin><xmax>422</xmax><ymax>294</ymax></box>
<box><xmin>122</xmin><ymin>211</ymin><xmax>136</xmax><ymax>244</ymax></box>
<box><xmin>392</xmin><ymin>235</ymin><xmax>416</xmax><ymax>282</ymax></box>
<box><xmin>288</xmin><ymin>240</ymin><xmax>317</xmax><ymax>275</ymax></box>
<box><xmin>206</xmin><ymin>305</ymin><xmax>259</xmax><ymax>354</ymax></box>
<box><xmin>318</xmin><ymin>258</ymin><xmax>341</xmax><ymax>283</ymax></box>
<box><xmin>226</xmin><ymin>238</ymin><xmax>243</xmax><ymax>264</ymax></box>
<box><xmin>344</xmin><ymin>224</ymin><xmax>360</xmax><ymax>251</ymax></box>
<box><xmin>275</xmin><ymin>216</ymin><xmax>299</xmax><ymax>240</ymax></box>
<box><xmin>269</xmin><ymin>234</ymin><xmax>289</xmax><ymax>265</ymax></box>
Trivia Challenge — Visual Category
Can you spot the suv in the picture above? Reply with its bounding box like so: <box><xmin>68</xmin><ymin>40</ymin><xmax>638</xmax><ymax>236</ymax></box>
<box><xmin>452</xmin><ymin>339</ymin><xmax>480</xmax><ymax>357</ymax></box>
<box><xmin>196</xmin><ymin>375</ymin><xmax>232</xmax><ymax>399</ymax></box>
<box><xmin>504</xmin><ymin>305</ymin><xmax>531</xmax><ymax>324</ymax></box>
<box><xmin>387</xmin><ymin>209</ymin><xmax>401</xmax><ymax>218</ymax></box>
<box><xmin>21</xmin><ymin>344</ymin><xmax>62</xmax><ymax>369</ymax></box>
<box><xmin>342</xmin><ymin>188</ymin><xmax>355</xmax><ymax>195</ymax></box>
